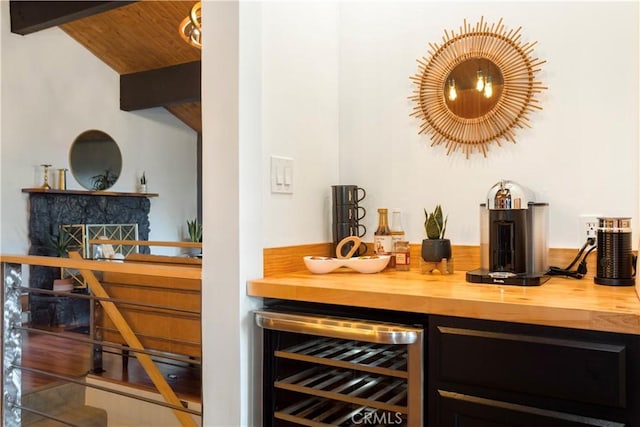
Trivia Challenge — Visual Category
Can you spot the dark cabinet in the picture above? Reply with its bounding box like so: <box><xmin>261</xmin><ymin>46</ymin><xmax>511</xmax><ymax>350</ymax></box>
<box><xmin>258</xmin><ymin>302</ymin><xmax>640</xmax><ymax>426</ymax></box>
<box><xmin>436</xmin><ymin>390</ymin><xmax>625</xmax><ymax>427</ymax></box>
<box><xmin>429</xmin><ymin>315</ymin><xmax>640</xmax><ymax>426</ymax></box>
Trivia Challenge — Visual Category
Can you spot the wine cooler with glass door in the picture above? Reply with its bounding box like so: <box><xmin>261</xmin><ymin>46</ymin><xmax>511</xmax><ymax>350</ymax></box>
<box><xmin>256</xmin><ymin>308</ymin><xmax>425</xmax><ymax>426</ymax></box>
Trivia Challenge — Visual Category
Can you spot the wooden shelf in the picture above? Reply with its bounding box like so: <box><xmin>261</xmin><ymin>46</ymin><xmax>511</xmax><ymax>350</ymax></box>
<box><xmin>22</xmin><ymin>188</ymin><xmax>158</xmax><ymax>197</ymax></box>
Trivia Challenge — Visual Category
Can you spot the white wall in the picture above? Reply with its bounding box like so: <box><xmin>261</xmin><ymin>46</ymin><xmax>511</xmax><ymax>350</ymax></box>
<box><xmin>337</xmin><ymin>1</ymin><xmax>639</xmax><ymax>249</ymax></box>
<box><xmin>201</xmin><ymin>2</ymin><xmax>243</xmax><ymax>426</ymax></box>
<box><xmin>256</xmin><ymin>1</ymin><xmax>639</xmax><ymax>251</ymax></box>
<box><xmin>261</xmin><ymin>1</ymin><xmax>340</xmax><ymax>247</ymax></box>
<box><xmin>0</xmin><ymin>2</ymin><xmax>198</xmax><ymax>255</ymax></box>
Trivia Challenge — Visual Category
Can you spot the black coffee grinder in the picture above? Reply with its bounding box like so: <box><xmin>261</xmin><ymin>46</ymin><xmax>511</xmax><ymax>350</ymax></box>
<box><xmin>594</xmin><ymin>217</ymin><xmax>635</xmax><ymax>286</ymax></box>
<box><xmin>466</xmin><ymin>180</ymin><xmax>550</xmax><ymax>286</ymax></box>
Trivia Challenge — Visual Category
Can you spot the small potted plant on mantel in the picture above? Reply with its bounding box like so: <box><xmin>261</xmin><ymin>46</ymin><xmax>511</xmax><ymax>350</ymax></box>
<box><xmin>186</xmin><ymin>218</ymin><xmax>203</xmax><ymax>257</ymax></box>
<box><xmin>138</xmin><ymin>172</ymin><xmax>147</xmax><ymax>193</ymax></box>
<box><xmin>421</xmin><ymin>204</ymin><xmax>453</xmax><ymax>274</ymax></box>
<box><xmin>49</xmin><ymin>231</ymin><xmax>74</xmax><ymax>291</ymax></box>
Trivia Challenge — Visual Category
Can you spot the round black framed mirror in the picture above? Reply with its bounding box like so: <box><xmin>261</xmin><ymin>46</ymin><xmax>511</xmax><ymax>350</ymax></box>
<box><xmin>69</xmin><ymin>130</ymin><xmax>122</xmax><ymax>190</ymax></box>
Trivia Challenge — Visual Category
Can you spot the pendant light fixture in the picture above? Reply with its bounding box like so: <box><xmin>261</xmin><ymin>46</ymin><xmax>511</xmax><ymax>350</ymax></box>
<box><xmin>447</xmin><ymin>78</ymin><xmax>457</xmax><ymax>101</ymax></box>
<box><xmin>179</xmin><ymin>2</ymin><xmax>202</xmax><ymax>49</ymax></box>
<box><xmin>475</xmin><ymin>67</ymin><xmax>485</xmax><ymax>92</ymax></box>
<box><xmin>483</xmin><ymin>75</ymin><xmax>493</xmax><ymax>98</ymax></box>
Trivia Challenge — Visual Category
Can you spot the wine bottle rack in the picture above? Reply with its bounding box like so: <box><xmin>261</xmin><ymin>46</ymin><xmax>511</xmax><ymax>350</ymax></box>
<box><xmin>256</xmin><ymin>310</ymin><xmax>423</xmax><ymax>426</ymax></box>
<box><xmin>275</xmin><ymin>396</ymin><xmax>407</xmax><ymax>427</ymax></box>
<box><xmin>276</xmin><ymin>338</ymin><xmax>408</xmax><ymax>378</ymax></box>
<box><xmin>276</xmin><ymin>365</ymin><xmax>407</xmax><ymax>411</ymax></box>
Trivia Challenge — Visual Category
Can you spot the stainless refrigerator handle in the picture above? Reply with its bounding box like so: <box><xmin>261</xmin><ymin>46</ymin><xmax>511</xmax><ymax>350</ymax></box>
<box><xmin>254</xmin><ymin>310</ymin><xmax>421</xmax><ymax>345</ymax></box>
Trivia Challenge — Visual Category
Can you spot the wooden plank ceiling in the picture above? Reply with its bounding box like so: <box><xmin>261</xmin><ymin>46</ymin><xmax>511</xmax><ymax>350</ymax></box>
<box><xmin>24</xmin><ymin>1</ymin><xmax>203</xmax><ymax>132</ymax></box>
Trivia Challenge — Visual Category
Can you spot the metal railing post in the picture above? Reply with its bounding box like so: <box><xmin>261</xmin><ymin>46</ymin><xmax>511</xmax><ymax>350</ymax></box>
<box><xmin>2</xmin><ymin>262</ymin><xmax>23</xmax><ymax>427</ymax></box>
<box><xmin>91</xmin><ymin>292</ymin><xmax>104</xmax><ymax>374</ymax></box>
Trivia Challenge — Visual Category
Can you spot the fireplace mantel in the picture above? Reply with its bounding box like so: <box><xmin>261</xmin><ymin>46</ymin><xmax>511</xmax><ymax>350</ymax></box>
<box><xmin>25</xmin><ymin>189</ymin><xmax>153</xmax><ymax>291</ymax></box>
<box><xmin>24</xmin><ymin>189</ymin><xmax>156</xmax><ymax>327</ymax></box>
<box><xmin>22</xmin><ymin>188</ymin><xmax>159</xmax><ymax>197</ymax></box>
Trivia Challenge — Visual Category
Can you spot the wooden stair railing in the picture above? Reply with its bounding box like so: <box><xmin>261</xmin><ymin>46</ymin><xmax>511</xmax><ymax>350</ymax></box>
<box><xmin>87</xmin><ymin>239</ymin><xmax>202</xmax><ymax>249</ymax></box>
<box><xmin>68</xmin><ymin>252</ymin><xmax>198</xmax><ymax>427</ymax></box>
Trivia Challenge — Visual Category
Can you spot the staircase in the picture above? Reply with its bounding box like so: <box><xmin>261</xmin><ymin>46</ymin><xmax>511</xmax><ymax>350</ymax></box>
<box><xmin>22</xmin><ymin>382</ymin><xmax>107</xmax><ymax>426</ymax></box>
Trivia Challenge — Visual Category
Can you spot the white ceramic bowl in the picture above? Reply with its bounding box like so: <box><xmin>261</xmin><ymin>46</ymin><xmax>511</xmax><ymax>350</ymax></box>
<box><xmin>303</xmin><ymin>255</ymin><xmax>391</xmax><ymax>274</ymax></box>
<box><xmin>344</xmin><ymin>255</ymin><xmax>391</xmax><ymax>274</ymax></box>
<box><xmin>303</xmin><ymin>256</ymin><xmax>342</xmax><ymax>274</ymax></box>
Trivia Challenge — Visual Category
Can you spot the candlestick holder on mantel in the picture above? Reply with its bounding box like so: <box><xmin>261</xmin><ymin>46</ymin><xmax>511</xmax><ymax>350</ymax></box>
<box><xmin>57</xmin><ymin>168</ymin><xmax>68</xmax><ymax>190</ymax></box>
<box><xmin>40</xmin><ymin>164</ymin><xmax>52</xmax><ymax>189</ymax></box>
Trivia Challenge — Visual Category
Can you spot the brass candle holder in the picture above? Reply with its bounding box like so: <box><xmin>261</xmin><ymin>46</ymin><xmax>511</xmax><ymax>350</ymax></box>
<box><xmin>57</xmin><ymin>168</ymin><xmax>68</xmax><ymax>190</ymax></box>
<box><xmin>40</xmin><ymin>164</ymin><xmax>52</xmax><ymax>189</ymax></box>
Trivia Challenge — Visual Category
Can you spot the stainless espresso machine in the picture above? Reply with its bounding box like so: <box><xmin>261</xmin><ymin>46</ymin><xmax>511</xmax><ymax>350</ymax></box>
<box><xmin>466</xmin><ymin>180</ymin><xmax>550</xmax><ymax>286</ymax></box>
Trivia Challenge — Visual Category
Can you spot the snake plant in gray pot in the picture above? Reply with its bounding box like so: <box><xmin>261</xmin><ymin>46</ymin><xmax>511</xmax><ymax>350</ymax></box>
<box><xmin>421</xmin><ymin>205</ymin><xmax>451</xmax><ymax>262</ymax></box>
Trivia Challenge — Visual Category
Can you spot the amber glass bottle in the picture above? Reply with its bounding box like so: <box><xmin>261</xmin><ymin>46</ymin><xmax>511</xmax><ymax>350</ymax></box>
<box><xmin>374</xmin><ymin>208</ymin><xmax>392</xmax><ymax>256</ymax></box>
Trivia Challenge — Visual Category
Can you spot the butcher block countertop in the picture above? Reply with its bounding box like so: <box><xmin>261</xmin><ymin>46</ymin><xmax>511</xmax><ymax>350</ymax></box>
<box><xmin>248</xmin><ymin>268</ymin><xmax>640</xmax><ymax>336</ymax></box>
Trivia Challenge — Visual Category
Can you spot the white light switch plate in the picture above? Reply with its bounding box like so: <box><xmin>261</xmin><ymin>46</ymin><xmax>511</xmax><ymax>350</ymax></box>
<box><xmin>271</xmin><ymin>156</ymin><xmax>294</xmax><ymax>194</ymax></box>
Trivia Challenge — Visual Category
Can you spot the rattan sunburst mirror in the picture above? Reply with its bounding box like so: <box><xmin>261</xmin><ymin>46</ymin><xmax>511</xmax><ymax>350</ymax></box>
<box><xmin>410</xmin><ymin>18</ymin><xmax>547</xmax><ymax>158</ymax></box>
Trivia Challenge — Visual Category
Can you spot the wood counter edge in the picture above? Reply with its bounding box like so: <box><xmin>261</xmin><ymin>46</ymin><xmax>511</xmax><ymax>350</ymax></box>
<box><xmin>247</xmin><ymin>276</ymin><xmax>640</xmax><ymax>336</ymax></box>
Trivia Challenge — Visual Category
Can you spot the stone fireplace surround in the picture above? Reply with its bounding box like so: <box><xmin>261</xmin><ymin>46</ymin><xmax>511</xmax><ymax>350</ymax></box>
<box><xmin>25</xmin><ymin>190</ymin><xmax>153</xmax><ymax>327</ymax></box>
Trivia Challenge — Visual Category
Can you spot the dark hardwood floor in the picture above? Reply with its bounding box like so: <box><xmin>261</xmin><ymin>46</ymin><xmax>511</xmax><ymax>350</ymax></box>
<box><xmin>21</xmin><ymin>329</ymin><xmax>202</xmax><ymax>403</ymax></box>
